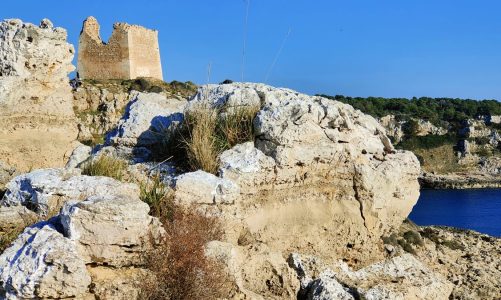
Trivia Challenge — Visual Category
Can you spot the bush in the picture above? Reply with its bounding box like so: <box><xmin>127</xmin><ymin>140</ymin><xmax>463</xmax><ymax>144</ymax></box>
<box><xmin>140</xmin><ymin>201</ymin><xmax>231</xmax><ymax>299</ymax></box>
<box><xmin>81</xmin><ymin>155</ymin><xmax>128</xmax><ymax>181</ymax></box>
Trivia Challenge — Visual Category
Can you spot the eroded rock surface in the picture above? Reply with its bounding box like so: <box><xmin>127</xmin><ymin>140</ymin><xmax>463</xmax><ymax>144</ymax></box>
<box><xmin>0</xmin><ymin>222</ymin><xmax>91</xmax><ymax>299</ymax></box>
<box><xmin>185</xmin><ymin>83</ymin><xmax>421</xmax><ymax>267</ymax></box>
<box><xmin>1</xmin><ymin>168</ymin><xmax>138</xmax><ymax>216</ymax></box>
<box><xmin>0</xmin><ymin>19</ymin><xmax>78</xmax><ymax>172</ymax></box>
<box><xmin>107</xmin><ymin>92</ymin><xmax>185</xmax><ymax>149</ymax></box>
<box><xmin>0</xmin><ymin>179</ymin><xmax>163</xmax><ymax>299</ymax></box>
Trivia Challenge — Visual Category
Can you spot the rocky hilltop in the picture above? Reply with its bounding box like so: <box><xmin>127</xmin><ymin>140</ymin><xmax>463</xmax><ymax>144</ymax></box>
<box><xmin>0</xmin><ymin>18</ymin><xmax>499</xmax><ymax>300</ymax></box>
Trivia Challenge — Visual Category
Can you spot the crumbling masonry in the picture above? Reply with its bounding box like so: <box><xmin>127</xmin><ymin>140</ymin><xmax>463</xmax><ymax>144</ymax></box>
<box><xmin>77</xmin><ymin>16</ymin><xmax>163</xmax><ymax>80</ymax></box>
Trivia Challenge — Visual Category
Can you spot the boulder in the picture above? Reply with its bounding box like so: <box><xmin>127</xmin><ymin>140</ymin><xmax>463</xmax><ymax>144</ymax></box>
<box><xmin>65</xmin><ymin>143</ymin><xmax>92</xmax><ymax>168</ymax></box>
<box><xmin>107</xmin><ymin>92</ymin><xmax>186</xmax><ymax>149</ymax></box>
<box><xmin>0</xmin><ymin>18</ymin><xmax>78</xmax><ymax>172</ymax></box>
<box><xmin>290</xmin><ymin>253</ymin><xmax>453</xmax><ymax>300</ymax></box>
<box><xmin>174</xmin><ymin>170</ymin><xmax>239</xmax><ymax>204</ymax></box>
<box><xmin>0</xmin><ymin>222</ymin><xmax>91</xmax><ymax>299</ymax></box>
<box><xmin>60</xmin><ymin>195</ymin><xmax>164</xmax><ymax>267</ymax></box>
<box><xmin>1</xmin><ymin>168</ymin><xmax>138</xmax><ymax>216</ymax></box>
<box><xmin>0</xmin><ymin>180</ymin><xmax>164</xmax><ymax>299</ymax></box>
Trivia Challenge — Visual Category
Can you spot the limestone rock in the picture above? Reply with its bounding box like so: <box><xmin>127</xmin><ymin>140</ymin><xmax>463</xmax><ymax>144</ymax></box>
<box><xmin>219</xmin><ymin>142</ymin><xmax>276</xmax><ymax>193</ymax></box>
<box><xmin>0</xmin><ymin>206</ymin><xmax>37</xmax><ymax>232</ymax></box>
<box><xmin>379</xmin><ymin>115</ymin><xmax>405</xmax><ymax>143</ymax></box>
<box><xmin>66</xmin><ymin>143</ymin><xmax>92</xmax><ymax>168</ymax></box>
<box><xmin>307</xmin><ymin>270</ymin><xmax>355</xmax><ymax>300</ymax></box>
<box><xmin>60</xmin><ymin>194</ymin><xmax>164</xmax><ymax>267</ymax></box>
<box><xmin>0</xmin><ymin>222</ymin><xmax>91</xmax><ymax>299</ymax></box>
<box><xmin>205</xmin><ymin>241</ymin><xmax>299</xmax><ymax>299</ymax></box>
<box><xmin>1</xmin><ymin>168</ymin><xmax>138</xmax><ymax>216</ymax></box>
<box><xmin>174</xmin><ymin>170</ymin><xmax>239</xmax><ymax>204</ymax></box>
<box><xmin>0</xmin><ymin>161</ymin><xmax>15</xmax><ymax>191</ymax></box>
<box><xmin>107</xmin><ymin>92</ymin><xmax>185</xmax><ymax>148</ymax></box>
<box><xmin>291</xmin><ymin>253</ymin><xmax>453</xmax><ymax>300</ymax></box>
<box><xmin>416</xmin><ymin>226</ymin><xmax>501</xmax><ymax>300</ymax></box>
<box><xmin>187</xmin><ymin>83</ymin><xmax>261</xmax><ymax>111</ymax></box>
<box><xmin>0</xmin><ymin>18</ymin><xmax>78</xmax><ymax>172</ymax></box>
<box><xmin>191</xmin><ymin>83</ymin><xmax>420</xmax><ymax>265</ymax></box>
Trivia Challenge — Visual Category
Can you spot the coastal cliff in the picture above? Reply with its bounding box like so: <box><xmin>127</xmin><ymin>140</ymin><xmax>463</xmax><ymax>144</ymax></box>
<box><xmin>0</xmin><ymin>18</ymin><xmax>499</xmax><ymax>299</ymax></box>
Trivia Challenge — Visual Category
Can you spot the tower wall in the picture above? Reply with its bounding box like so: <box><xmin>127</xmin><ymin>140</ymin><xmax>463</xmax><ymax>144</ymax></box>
<box><xmin>77</xmin><ymin>17</ymin><xmax>163</xmax><ymax>81</ymax></box>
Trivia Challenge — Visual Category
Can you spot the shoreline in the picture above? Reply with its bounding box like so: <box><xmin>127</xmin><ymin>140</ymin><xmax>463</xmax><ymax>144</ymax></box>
<box><xmin>419</xmin><ymin>172</ymin><xmax>501</xmax><ymax>189</ymax></box>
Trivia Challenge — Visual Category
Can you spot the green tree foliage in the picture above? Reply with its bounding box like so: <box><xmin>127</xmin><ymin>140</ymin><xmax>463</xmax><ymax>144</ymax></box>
<box><xmin>318</xmin><ymin>94</ymin><xmax>501</xmax><ymax>129</ymax></box>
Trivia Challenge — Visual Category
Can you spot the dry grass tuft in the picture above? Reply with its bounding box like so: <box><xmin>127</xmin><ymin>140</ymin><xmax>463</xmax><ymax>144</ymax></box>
<box><xmin>81</xmin><ymin>155</ymin><xmax>128</xmax><ymax>181</ymax></box>
<box><xmin>178</xmin><ymin>105</ymin><xmax>259</xmax><ymax>174</ymax></box>
<box><xmin>139</xmin><ymin>174</ymin><xmax>175</xmax><ymax>222</ymax></box>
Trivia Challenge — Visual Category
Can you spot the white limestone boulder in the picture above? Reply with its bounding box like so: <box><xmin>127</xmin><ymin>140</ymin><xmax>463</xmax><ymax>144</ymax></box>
<box><xmin>65</xmin><ymin>143</ymin><xmax>92</xmax><ymax>169</ymax></box>
<box><xmin>174</xmin><ymin>170</ymin><xmax>239</xmax><ymax>204</ymax></box>
<box><xmin>1</xmin><ymin>168</ymin><xmax>138</xmax><ymax>216</ymax></box>
<box><xmin>107</xmin><ymin>92</ymin><xmax>186</xmax><ymax>148</ymax></box>
<box><xmin>0</xmin><ymin>222</ymin><xmax>91</xmax><ymax>299</ymax></box>
<box><xmin>60</xmin><ymin>194</ymin><xmax>164</xmax><ymax>267</ymax></box>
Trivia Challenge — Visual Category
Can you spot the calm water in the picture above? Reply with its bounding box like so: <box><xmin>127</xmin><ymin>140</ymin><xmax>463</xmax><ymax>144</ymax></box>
<box><xmin>409</xmin><ymin>189</ymin><xmax>501</xmax><ymax>237</ymax></box>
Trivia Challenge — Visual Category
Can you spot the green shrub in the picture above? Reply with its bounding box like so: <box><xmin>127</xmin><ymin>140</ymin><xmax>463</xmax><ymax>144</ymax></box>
<box><xmin>81</xmin><ymin>155</ymin><xmax>128</xmax><ymax>181</ymax></box>
<box><xmin>403</xmin><ymin>230</ymin><xmax>424</xmax><ymax>246</ymax></box>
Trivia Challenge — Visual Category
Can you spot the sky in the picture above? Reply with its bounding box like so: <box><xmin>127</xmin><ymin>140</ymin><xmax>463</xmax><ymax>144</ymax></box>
<box><xmin>2</xmin><ymin>0</ymin><xmax>501</xmax><ymax>100</ymax></box>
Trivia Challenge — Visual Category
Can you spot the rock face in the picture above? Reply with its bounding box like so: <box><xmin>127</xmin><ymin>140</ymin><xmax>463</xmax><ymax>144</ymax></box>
<box><xmin>290</xmin><ymin>253</ymin><xmax>453</xmax><ymax>300</ymax></box>
<box><xmin>171</xmin><ymin>83</ymin><xmax>422</xmax><ymax>297</ymax></box>
<box><xmin>60</xmin><ymin>195</ymin><xmax>164</xmax><ymax>267</ymax></box>
<box><xmin>107</xmin><ymin>92</ymin><xmax>185</xmax><ymax>149</ymax></box>
<box><xmin>0</xmin><ymin>19</ymin><xmax>78</xmax><ymax>172</ymax></box>
<box><xmin>0</xmin><ymin>174</ymin><xmax>163</xmax><ymax>299</ymax></box>
<box><xmin>1</xmin><ymin>168</ymin><xmax>138</xmax><ymax>216</ymax></box>
<box><xmin>0</xmin><ymin>222</ymin><xmax>91</xmax><ymax>299</ymax></box>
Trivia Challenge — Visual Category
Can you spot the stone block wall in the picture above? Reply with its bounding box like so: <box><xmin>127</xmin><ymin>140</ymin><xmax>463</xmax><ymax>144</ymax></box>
<box><xmin>77</xmin><ymin>17</ymin><xmax>163</xmax><ymax>81</ymax></box>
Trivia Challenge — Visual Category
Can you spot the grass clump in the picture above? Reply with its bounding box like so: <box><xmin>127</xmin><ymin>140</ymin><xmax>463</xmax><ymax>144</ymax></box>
<box><xmin>139</xmin><ymin>178</ymin><xmax>231</xmax><ymax>299</ymax></box>
<box><xmin>139</xmin><ymin>174</ymin><xmax>175</xmax><ymax>222</ymax></box>
<box><xmin>81</xmin><ymin>155</ymin><xmax>128</xmax><ymax>181</ymax></box>
<box><xmin>179</xmin><ymin>105</ymin><xmax>259</xmax><ymax>174</ymax></box>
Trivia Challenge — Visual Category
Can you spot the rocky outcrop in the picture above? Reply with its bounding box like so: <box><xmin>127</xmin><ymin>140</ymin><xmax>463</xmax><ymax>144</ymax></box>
<box><xmin>416</xmin><ymin>226</ymin><xmax>501</xmax><ymax>300</ymax></box>
<box><xmin>181</xmin><ymin>83</ymin><xmax>421</xmax><ymax>269</ymax></box>
<box><xmin>0</xmin><ymin>19</ymin><xmax>78</xmax><ymax>172</ymax></box>
<box><xmin>60</xmin><ymin>195</ymin><xmax>164</xmax><ymax>267</ymax></box>
<box><xmin>290</xmin><ymin>252</ymin><xmax>453</xmax><ymax>300</ymax></box>
<box><xmin>105</xmin><ymin>92</ymin><xmax>185</xmax><ymax>161</ymax></box>
<box><xmin>0</xmin><ymin>222</ymin><xmax>91</xmax><ymax>299</ymax></box>
<box><xmin>1</xmin><ymin>168</ymin><xmax>138</xmax><ymax>216</ymax></box>
<box><xmin>420</xmin><ymin>172</ymin><xmax>501</xmax><ymax>189</ymax></box>
<box><xmin>379</xmin><ymin>115</ymin><xmax>447</xmax><ymax>144</ymax></box>
<box><xmin>0</xmin><ymin>177</ymin><xmax>163</xmax><ymax>299</ymax></box>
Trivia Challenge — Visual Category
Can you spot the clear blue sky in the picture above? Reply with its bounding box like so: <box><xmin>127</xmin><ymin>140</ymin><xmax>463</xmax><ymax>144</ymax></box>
<box><xmin>2</xmin><ymin>0</ymin><xmax>501</xmax><ymax>99</ymax></box>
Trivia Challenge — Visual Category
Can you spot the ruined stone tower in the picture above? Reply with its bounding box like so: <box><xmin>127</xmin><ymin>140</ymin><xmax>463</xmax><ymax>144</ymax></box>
<box><xmin>77</xmin><ymin>16</ymin><xmax>163</xmax><ymax>80</ymax></box>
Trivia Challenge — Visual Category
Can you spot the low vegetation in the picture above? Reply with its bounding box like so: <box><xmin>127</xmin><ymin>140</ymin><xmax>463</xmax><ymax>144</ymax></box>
<box><xmin>81</xmin><ymin>155</ymin><xmax>128</xmax><ymax>181</ymax></box>
<box><xmin>139</xmin><ymin>177</ymin><xmax>231</xmax><ymax>299</ymax></box>
<box><xmin>319</xmin><ymin>94</ymin><xmax>501</xmax><ymax>127</ymax></box>
<box><xmin>157</xmin><ymin>105</ymin><xmax>259</xmax><ymax>174</ymax></box>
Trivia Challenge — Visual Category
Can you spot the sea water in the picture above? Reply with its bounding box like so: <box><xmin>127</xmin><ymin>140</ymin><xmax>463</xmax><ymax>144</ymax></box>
<box><xmin>409</xmin><ymin>189</ymin><xmax>501</xmax><ymax>237</ymax></box>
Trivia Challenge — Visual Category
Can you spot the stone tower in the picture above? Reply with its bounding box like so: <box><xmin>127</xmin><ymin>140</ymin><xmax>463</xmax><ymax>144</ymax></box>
<box><xmin>77</xmin><ymin>16</ymin><xmax>163</xmax><ymax>80</ymax></box>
